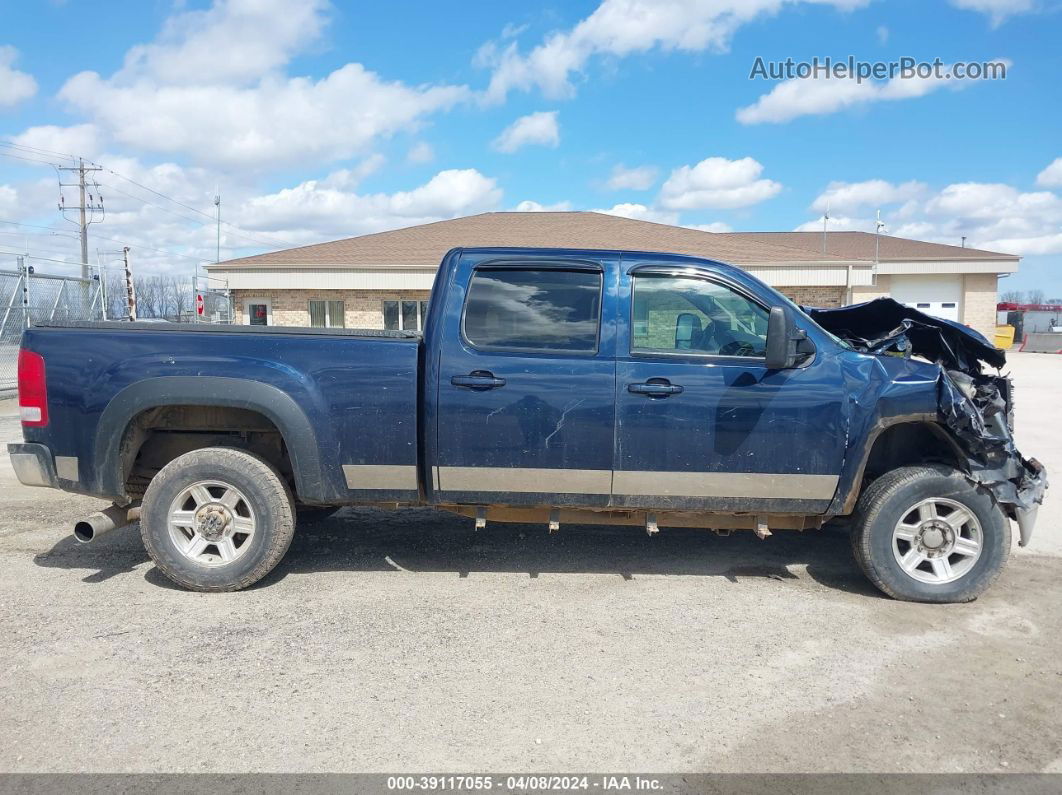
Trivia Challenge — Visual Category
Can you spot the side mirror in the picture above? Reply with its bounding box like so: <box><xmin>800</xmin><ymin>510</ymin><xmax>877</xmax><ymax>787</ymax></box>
<box><xmin>674</xmin><ymin>312</ymin><xmax>702</xmax><ymax>350</ymax></box>
<box><xmin>765</xmin><ymin>306</ymin><xmax>809</xmax><ymax>369</ymax></box>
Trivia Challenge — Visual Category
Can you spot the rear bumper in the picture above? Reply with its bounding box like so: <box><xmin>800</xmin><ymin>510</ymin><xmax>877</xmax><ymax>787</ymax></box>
<box><xmin>7</xmin><ymin>443</ymin><xmax>58</xmax><ymax>488</ymax></box>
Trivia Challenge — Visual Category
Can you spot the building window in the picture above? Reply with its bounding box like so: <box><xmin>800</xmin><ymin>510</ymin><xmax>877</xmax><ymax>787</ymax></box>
<box><xmin>383</xmin><ymin>299</ymin><xmax>428</xmax><ymax>331</ymax></box>
<box><xmin>245</xmin><ymin>299</ymin><xmax>271</xmax><ymax>326</ymax></box>
<box><xmin>309</xmin><ymin>299</ymin><xmax>345</xmax><ymax>328</ymax></box>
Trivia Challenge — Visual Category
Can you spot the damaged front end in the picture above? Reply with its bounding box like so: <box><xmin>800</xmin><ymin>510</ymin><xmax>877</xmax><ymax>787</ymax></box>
<box><xmin>808</xmin><ymin>297</ymin><xmax>1047</xmax><ymax>545</ymax></box>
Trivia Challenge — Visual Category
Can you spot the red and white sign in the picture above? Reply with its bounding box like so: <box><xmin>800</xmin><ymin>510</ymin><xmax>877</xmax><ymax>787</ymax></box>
<box><xmin>196</xmin><ymin>293</ymin><xmax>205</xmax><ymax>316</ymax></box>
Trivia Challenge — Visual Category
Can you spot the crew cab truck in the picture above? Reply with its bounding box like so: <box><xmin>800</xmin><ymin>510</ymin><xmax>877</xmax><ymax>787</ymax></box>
<box><xmin>9</xmin><ymin>247</ymin><xmax>1042</xmax><ymax>601</ymax></box>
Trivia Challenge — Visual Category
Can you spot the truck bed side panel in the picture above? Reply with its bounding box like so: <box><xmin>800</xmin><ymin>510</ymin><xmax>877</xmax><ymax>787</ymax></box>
<box><xmin>19</xmin><ymin>325</ymin><xmax>420</xmax><ymax>504</ymax></box>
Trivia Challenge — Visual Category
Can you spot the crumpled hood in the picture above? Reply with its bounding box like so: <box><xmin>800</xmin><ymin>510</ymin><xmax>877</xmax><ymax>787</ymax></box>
<box><xmin>805</xmin><ymin>297</ymin><xmax>1046</xmax><ymax>542</ymax></box>
<box><xmin>806</xmin><ymin>297</ymin><xmax>1004</xmax><ymax>372</ymax></box>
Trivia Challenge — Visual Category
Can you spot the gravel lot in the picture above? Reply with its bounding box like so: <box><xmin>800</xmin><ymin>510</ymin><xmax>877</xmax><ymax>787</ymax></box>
<box><xmin>0</xmin><ymin>352</ymin><xmax>1059</xmax><ymax>773</ymax></box>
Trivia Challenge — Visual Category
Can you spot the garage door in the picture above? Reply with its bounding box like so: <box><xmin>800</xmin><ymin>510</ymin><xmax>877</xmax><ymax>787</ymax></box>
<box><xmin>889</xmin><ymin>275</ymin><xmax>962</xmax><ymax>322</ymax></box>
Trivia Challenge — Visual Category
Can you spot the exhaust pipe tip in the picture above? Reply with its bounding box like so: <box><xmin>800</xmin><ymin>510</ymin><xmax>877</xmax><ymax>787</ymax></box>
<box><xmin>72</xmin><ymin>503</ymin><xmax>139</xmax><ymax>544</ymax></box>
<box><xmin>73</xmin><ymin>520</ymin><xmax>96</xmax><ymax>543</ymax></box>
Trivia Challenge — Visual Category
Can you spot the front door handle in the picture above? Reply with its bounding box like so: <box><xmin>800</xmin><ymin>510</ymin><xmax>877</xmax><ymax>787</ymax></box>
<box><xmin>451</xmin><ymin>371</ymin><xmax>506</xmax><ymax>390</ymax></box>
<box><xmin>628</xmin><ymin>380</ymin><xmax>684</xmax><ymax>397</ymax></box>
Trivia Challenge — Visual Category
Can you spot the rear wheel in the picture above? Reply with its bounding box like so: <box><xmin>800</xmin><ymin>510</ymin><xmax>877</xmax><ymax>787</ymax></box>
<box><xmin>851</xmin><ymin>465</ymin><xmax>1010</xmax><ymax>603</ymax></box>
<box><xmin>140</xmin><ymin>447</ymin><xmax>295</xmax><ymax>592</ymax></box>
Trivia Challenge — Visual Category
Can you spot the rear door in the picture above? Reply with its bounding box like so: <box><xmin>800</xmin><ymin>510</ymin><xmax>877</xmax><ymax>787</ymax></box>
<box><xmin>432</xmin><ymin>254</ymin><xmax>617</xmax><ymax>507</ymax></box>
<box><xmin>613</xmin><ymin>261</ymin><xmax>848</xmax><ymax>515</ymax></box>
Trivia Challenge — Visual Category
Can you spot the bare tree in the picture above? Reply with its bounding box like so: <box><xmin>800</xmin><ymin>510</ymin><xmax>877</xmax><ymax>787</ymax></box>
<box><xmin>136</xmin><ymin>275</ymin><xmax>165</xmax><ymax>318</ymax></box>
<box><xmin>1027</xmin><ymin>288</ymin><xmax>1046</xmax><ymax>305</ymax></box>
<box><xmin>166</xmin><ymin>276</ymin><xmax>191</xmax><ymax>321</ymax></box>
<box><xmin>1048</xmin><ymin>298</ymin><xmax>1062</xmax><ymax>305</ymax></box>
<box><xmin>999</xmin><ymin>290</ymin><xmax>1025</xmax><ymax>304</ymax></box>
<box><xmin>104</xmin><ymin>273</ymin><xmax>128</xmax><ymax>319</ymax></box>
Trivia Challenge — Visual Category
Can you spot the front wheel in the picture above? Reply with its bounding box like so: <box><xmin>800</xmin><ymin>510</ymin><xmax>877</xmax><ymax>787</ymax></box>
<box><xmin>851</xmin><ymin>465</ymin><xmax>1010</xmax><ymax>603</ymax></box>
<box><xmin>140</xmin><ymin>447</ymin><xmax>296</xmax><ymax>592</ymax></box>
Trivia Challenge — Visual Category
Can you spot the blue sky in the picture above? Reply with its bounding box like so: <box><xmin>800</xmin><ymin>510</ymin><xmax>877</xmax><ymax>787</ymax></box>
<box><xmin>0</xmin><ymin>0</ymin><xmax>1059</xmax><ymax>292</ymax></box>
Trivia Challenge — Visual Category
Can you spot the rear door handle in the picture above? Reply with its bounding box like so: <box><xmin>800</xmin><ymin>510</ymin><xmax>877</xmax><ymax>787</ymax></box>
<box><xmin>628</xmin><ymin>380</ymin><xmax>684</xmax><ymax>397</ymax></box>
<box><xmin>451</xmin><ymin>371</ymin><xmax>506</xmax><ymax>390</ymax></box>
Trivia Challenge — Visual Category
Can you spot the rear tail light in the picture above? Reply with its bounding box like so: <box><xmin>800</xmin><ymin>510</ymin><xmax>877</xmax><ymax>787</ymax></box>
<box><xmin>17</xmin><ymin>349</ymin><xmax>48</xmax><ymax>427</ymax></box>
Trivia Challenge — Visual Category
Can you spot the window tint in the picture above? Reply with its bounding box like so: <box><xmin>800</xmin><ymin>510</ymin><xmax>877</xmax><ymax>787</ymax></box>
<box><xmin>464</xmin><ymin>268</ymin><xmax>601</xmax><ymax>352</ymax></box>
<box><xmin>632</xmin><ymin>274</ymin><xmax>768</xmax><ymax>357</ymax></box>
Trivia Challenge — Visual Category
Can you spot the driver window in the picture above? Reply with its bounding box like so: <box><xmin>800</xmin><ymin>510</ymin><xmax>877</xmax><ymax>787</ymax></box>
<box><xmin>631</xmin><ymin>274</ymin><xmax>768</xmax><ymax>357</ymax></box>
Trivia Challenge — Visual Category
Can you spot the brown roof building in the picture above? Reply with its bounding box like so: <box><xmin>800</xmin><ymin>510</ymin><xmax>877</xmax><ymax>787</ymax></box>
<box><xmin>207</xmin><ymin>211</ymin><xmax>1018</xmax><ymax>338</ymax></box>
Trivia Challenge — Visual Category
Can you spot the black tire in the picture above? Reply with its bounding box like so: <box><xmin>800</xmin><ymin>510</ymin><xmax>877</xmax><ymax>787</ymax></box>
<box><xmin>140</xmin><ymin>447</ymin><xmax>296</xmax><ymax>592</ymax></box>
<box><xmin>851</xmin><ymin>465</ymin><xmax>1010</xmax><ymax>603</ymax></box>
<box><xmin>296</xmin><ymin>506</ymin><xmax>341</xmax><ymax>525</ymax></box>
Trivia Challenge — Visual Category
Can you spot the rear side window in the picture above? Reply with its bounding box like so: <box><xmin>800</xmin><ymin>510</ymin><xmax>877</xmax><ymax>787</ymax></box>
<box><xmin>463</xmin><ymin>268</ymin><xmax>601</xmax><ymax>353</ymax></box>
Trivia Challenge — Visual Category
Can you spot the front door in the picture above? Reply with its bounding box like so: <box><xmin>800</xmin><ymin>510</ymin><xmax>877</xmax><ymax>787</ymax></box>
<box><xmin>433</xmin><ymin>256</ymin><xmax>616</xmax><ymax>507</ymax></box>
<box><xmin>613</xmin><ymin>263</ymin><xmax>848</xmax><ymax>515</ymax></box>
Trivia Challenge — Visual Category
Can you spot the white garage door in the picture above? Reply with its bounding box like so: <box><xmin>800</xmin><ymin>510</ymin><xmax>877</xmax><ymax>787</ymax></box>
<box><xmin>889</xmin><ymin>275</ymin><xmax>962</xmax><ymax>322</ymax></box>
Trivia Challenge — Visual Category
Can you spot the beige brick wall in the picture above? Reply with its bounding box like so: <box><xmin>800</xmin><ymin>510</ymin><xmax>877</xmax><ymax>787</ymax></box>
<box><xmin>961</xmin><ymin>273</ymin><xmax>998</xmax><ymax>341</ymax></box>
<box><xmin>778</xmin><ymin>286</ymin><xmax>846</xmax><ymax>307</ymax></box>
<box><xmin>233</xmin><ymin>289</ymin><xmax>431</xmax><ymax>329</ymax></box>
<box><xmin>849</xmin><ymin>275</ymin><xmax>891</xmax><ymax>304</ymax></box>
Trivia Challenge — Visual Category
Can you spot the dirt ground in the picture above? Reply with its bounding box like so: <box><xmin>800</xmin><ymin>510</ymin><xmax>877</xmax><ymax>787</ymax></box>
<box><xmin>0</xmin><ymin>352</ymin><xmax>1059</xmax><ymax>773</ymax></box>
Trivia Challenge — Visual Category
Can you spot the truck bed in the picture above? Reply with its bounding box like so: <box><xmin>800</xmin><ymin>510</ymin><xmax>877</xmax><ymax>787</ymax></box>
<box><xmin>18</xmin><ymin>322</ymin><xmax>422</xmax><ymax>504</ymax></box>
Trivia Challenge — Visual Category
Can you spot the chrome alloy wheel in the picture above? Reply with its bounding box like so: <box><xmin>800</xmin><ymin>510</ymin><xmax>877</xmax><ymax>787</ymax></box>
<box><xmin>892</xmin><ymin>497</ymin><xmax>983</xmax><ymax>585</ymax></box>
<box><xmin>167</xmin><ymin>480</ymin><xmax>256</xmax><ymax>567</ymax></box>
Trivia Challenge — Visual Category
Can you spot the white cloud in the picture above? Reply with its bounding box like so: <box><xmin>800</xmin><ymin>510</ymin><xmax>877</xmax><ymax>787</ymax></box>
<box><xmin>606</xmin><ymin>164</ymin><xmax>658</xmax><ymax>190</ymax></box>
<box><xmin>876</xmin><ymin>25</ymin><xmax>889</xmax><ymax>44</ymax></box>
<box><xmin>11</xmin><ymin>124</ymin><xmax>102</xmax><ymax>160</ymax></box>
<box><xmin>407</xmin><ymin>142</ymin><xmax>435</xmax><ymax>164</ymax></box>
<box><xmin>232</xmin><ymin>168</ymin><xmax>503</xmax><ymax>240</ymax></box>
<box><xmin>0</xmin><ymin>184</ymin><xmax>17</xmax><ymax>215</ymax></box>
<box><xmin>949</xmin><ymin>0</ymin><xmax>1035</xmax><ymax>27</ymax></box>
<box><xmin>659</xmin><ymin>156</ymin><xmax>782</xmax><ymax>209</ymax></box>
<box><xmin>685</xmin><ymin>221</ymin><xmax>733</xmax><ymax>233</ymax></box>
<box><xmin>799</xmin><ymin>178</ymin><xmax>1062</xmax><ymax>255</ymax></box>
<box><xmin>492</xmin><ymin>111</ymin><xmax>560</xmax><ymax>153</ymax></box>
<box><xmin>514</xmin><ymin>199</ymin><xmax>574</xmax><ymax>211</ymax></box>
<box><xmin>118</xmin><ymin>0</ymin><xmax>327</xmax><ymax>85</ymax></box>
<box><xmin>735</xmin><ymin>61</ymin><xmax>996</xmax><ymax>124</ymax></box>
<box><xmin>810</xmin><ymin>179</ymin><xmax>927</xmax><ymax>213</ymax></box>
<box><xmin>1036</xmin><ymin>157</ymin><xmax>1062</xmax><ymax>188</ymax></box>
<box><xmin>0</xmin><ymin>46</ymin><xmax>37</xmax><ymax>108</ymax></box>
<box><xmin>592</xmin><ymin>202</ymin><xmax>679</xmax><ymax>225</ymax></box>
<box><xmin>479</xmin><ymin>0</ymin><xmax>868</xmax><ymax>102</ymax></box>
<box><xmin>54</xmin><ymin>0</ymin><xmax>469</xmax><ymax>168</ymax></box>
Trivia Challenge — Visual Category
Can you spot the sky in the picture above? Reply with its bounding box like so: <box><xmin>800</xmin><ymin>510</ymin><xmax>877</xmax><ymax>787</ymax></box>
<box><xmin>0</xmin><ymin>0</ymin><xmax>1059</xmax><ymax>293</ymax></box>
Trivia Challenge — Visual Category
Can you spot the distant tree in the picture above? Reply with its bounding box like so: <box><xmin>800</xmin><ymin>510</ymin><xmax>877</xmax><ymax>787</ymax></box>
<box><xmin>1047</xmin><ymin>297</ymin><xmax>1062</xmax><ymax>305</ymax></box>
<box><xmin>999</xmin><ymin>290</ymin><xmax>1025</xmax><ymax>304</ymax></box>
<box><xmin>104</xmin><ymin>273</ymin><xmax>128</xmax><ymax>319</ymax></box>
<box><xmin>1027</xmin><ymin>288</ymin><xmax>1046</xmax><ymax>305</ymax></box>
<box><xmin>166</xmin><ymin>276</ymin><xmax>191</xmax><ymax>321</ymax></box>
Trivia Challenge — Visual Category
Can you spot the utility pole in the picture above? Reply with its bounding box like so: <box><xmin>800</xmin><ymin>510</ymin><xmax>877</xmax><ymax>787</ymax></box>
<box><xmin>57</xmin><ymin>158</ymin><xmax>104</xmax><ymax>280</ymax></box>
<box><xmin>214</xmin><ymin>189</ymin><xmax>221</xmax><ymax>263</ymax></box>
<box><xmin>875</xmin><ymin>210</ymin><xmax>886</xmax><ymax>265</ymax></box>
<box><xmin>822</xmin><ymin>199</ymin><xmax>830</xmax><ymax>255</ymax></box>
<box><xmin>122</xmin><ymin>247</ymin><xmax>137</xmax><ymax>321</ymax></box>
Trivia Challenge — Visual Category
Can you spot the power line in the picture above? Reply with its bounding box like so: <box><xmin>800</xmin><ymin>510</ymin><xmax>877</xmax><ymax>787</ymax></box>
<box><xmin>0</xmin><ymin>139</ymin><xmax>79</xmax><ymax>162</ymax></box>
<box><xmin>1</xmin><ymin>218</ymin><xmax>220</xmax><ymax>265</ymax></box>
<box><xmin>0</xmin><ymin>150</ymin><xmax>60</xmax><ymax>168</ymax></box>
<box><xmin>102</xmin><ymin>169</ymin><xmax>294</xmax><ymax>249</ymax></box>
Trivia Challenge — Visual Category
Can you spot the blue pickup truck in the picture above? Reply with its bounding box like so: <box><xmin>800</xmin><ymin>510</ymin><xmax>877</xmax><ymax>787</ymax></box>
<box><xmin>8</xmin><ymin>247</ymin><xmax>1045</xmax><ymax>601</ymax></box>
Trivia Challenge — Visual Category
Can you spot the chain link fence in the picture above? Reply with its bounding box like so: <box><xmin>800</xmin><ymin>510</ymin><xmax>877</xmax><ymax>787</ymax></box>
<box><xmin>0</xmin><ymin>267</ymin><xmax>103</xmax><ymax>395</ymax></box>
